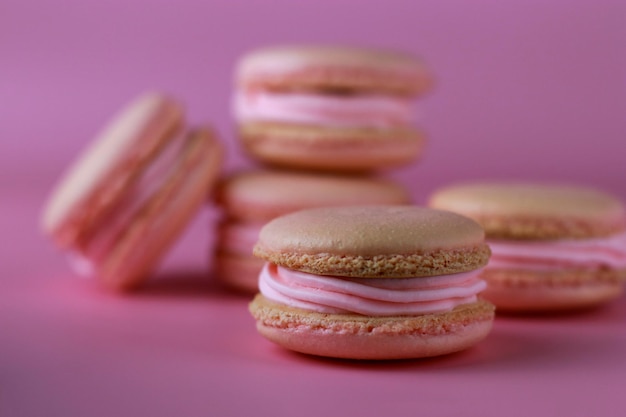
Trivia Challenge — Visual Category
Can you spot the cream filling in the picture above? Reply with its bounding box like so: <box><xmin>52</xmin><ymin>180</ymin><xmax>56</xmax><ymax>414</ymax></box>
<box><xmin>68</xmin><ymin>136</ymin><xmax>186</xmax><ymax>276</ymax></box>
<box><xmin>259</xmin><ymin>263</ymin><xmax>486</xmax><ymax>316</ymax></box>
<box><xmin>234</xmin><ymin>90</ymin><xmax>416</xmax><ymax>128</ymax></box>
<box><xmin>487</xmin><ymin>231</ymin><xmax>626</xmax><ymax>271</ymax></box>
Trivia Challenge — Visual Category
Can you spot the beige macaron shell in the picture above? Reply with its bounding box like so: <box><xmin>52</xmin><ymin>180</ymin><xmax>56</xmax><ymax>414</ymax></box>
<box><xmin>99</xmin><ymin>128</ymin><xmax>223</xmax><ymax>290</ymax></box>
<box><xmin>254</xmin><ymin>206</ymin><xmax>490</xmax><ymax>277</ymax></box>
<box><xmin>480</xmin><ymin>268</ymin><xmax>625</xmax><ymax>312</ymax></box>
<box><xmin>216</xmin><ymin>170</ymin><xmax>412</xmax><ymax>222</ymax></box>
<box><xmin>42</xmin><ymin>93</ymin><xmax>184</xmax><ymax>247</ymax></box>
<box><xmin>429</xmin><ymin>182</ymin><xmax>626</xmax><ymax>239</ymax></box>
<box><xmin>239</xmin><ymin>122</ymin><xmax>424</xmax><ymax>172</ymax></box>
<box><xmin>237</xmin><ymin>45</ymin><xmax>434</xmax><ymax>96</ymax></box>
<box><xmin>250</xmin><ymin>295</ymin><xmax>494</xmax><ymax>360</ymax></box>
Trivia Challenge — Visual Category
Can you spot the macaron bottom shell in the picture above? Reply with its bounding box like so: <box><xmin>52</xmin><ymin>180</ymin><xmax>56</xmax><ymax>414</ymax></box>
<box><xmin>481</xmin><ymin>268</ymin><xmax>626</xmax><ymax>312</ymax></box>
<box><xmin>249</xmin><ymin>295</ymin><xmax>495</xmax><ymax>360</ymax></box>
<box><xmin>239</xmin><ymin>123</ymin><xmax>424</xmax><ymax>172</ymax></box>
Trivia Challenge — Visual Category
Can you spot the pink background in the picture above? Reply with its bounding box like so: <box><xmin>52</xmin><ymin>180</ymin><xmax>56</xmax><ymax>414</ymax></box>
<box><xmin>2</xmin><ymin>1</ymin><xmax>625</xmax><ymax>416</ymax></box>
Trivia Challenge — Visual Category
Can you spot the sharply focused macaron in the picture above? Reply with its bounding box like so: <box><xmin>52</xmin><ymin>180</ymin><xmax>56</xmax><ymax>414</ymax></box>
<box><xmin>234</xmin><ymin>45</ymin><xmax>433</xmax><ymax>172</ymax></box>
<box><xmin>249</xmin><ymin>206</ymin><xmax>494</xmax><ymax>360</ymax></box>
<box><xmin>42</xmin><ymin>93</ymin><xmax>224</xmax><ymax>291</ymax></box>
<box><xmin>429</xmin><ymin>182</ymin><xmax>626</xmax><ymax>312</ymax></box>
<box><xmin>214</xmin><ymin>170</ymin><xmax>412</xmax><ymax>293</ymax></box>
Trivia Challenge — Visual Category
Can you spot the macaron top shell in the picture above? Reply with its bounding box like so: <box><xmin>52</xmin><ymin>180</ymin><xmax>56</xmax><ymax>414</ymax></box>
<box><xmin>254</xmin><ymin>206</ymin><xmax>490</xmax><ymax>278</ymax></box>
<box><xmin>42</xmin><ymin>93</ymin><xmax>184</xmax><ymax>248</ymax></box>
<box><xmin>216</xmin><ymin>170</ymin><xmax>412</xmax><ymax>221</ymax></box>
<box><xmin>429</xmin><ymin>182</ymin><xmax>626</xmax><ymax>239</ymax></box>
<box><xmin>236</xmin><ymin>45</ymin><xmax>434</xmax><ymax>96</ymax></box>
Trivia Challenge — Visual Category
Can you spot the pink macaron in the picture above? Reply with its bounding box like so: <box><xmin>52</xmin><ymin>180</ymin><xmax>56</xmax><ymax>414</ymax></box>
<box><xmin>429</xmin><ymin>182</ymin><xmax>626</xmax><ymax>312</ymax></box>
<box><xmin>249</xmin><ymin>206</ymin><xmax>494</xmax><ymax>360</ymax></box>
<box><xmin>42</xmin><ymin>93</ymin><xmax>224</xmax><ymax>291</ymax></box>
<box><xmin>234</xmin><ymin>45</ymin><xmax>434</xmax><ymax>172</ymax></box>
<box><xmin>213</xmin><ymin>170</ymin><xmax>412</xmax><ymax>293</ymax></box>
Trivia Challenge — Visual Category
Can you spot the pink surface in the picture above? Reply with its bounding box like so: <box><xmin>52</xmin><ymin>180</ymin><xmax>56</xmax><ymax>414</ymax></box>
<box><xmin>2</xmin><ymin>0</ymin><xmax>626</xmax><ymax>416</ymax></box>
<box><xmin>3</xmin><ymin>191</ymin><xmax>626</xmax><ymax>416</ymax></box>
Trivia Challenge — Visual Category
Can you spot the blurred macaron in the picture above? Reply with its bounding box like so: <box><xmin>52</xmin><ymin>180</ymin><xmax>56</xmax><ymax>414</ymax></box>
<box><xmin>213</xmin><ymin>169</ymin><xmax>412</xmax><ymax>293</ymax></box>
<box><xmin>42</xmin><ymin>93</ymin><xmax>224</xmax><ymax>291</ymax></box>
<box><xmin>233</xmin><ymin>45</ymin><xmax>433</xmax><ymax>172</ymax></box>
<box><xmin>429</xmin><ymin>181</ymin><xmax>626</xmax><ymax>312</ymax></box>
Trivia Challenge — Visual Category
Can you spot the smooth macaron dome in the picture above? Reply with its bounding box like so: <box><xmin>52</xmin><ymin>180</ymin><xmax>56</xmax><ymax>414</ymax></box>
<box><xmin>42</xmin><ymin>93</ymin><xmax>224</xmax><ymax>290</ymax></box>
<box><xmin>236</xmin><ymin>45</ymin><xmax>433</xmax><ymax>95</ymax></box>
<box><xmin>249</xmin><ymin>206</ymin><xmax>495</xmax><ymax>360</ymax></box>
<box><xmin>43</xmin><ymin>93</ymin><xmax>185</xmax><ymax>248</ymax></box>
<box><xmin>213</xmin><ymin>171</ymin><xmax>412</xmax><ymax>293</ymax></box>
<box><xmin>429</xmin><ymin>182</ymin><xmax>626</xmax><ymax>311</ymax></box>
<box><xmin>234</xmin><ymin>45</ymin><xmax>434</xmax><ymax>172</ymax></box>
<box><xmin>215</xmin><ymin>170</ymin><xmax>412</xmax><ymax>222</ymax></box>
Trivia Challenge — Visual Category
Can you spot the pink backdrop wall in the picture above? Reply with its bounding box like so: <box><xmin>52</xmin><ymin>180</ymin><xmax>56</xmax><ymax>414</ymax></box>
<box><xmin>3</xmin><ymin>0</ymin><xmax>625</xmax><ymax>201</ymax></box>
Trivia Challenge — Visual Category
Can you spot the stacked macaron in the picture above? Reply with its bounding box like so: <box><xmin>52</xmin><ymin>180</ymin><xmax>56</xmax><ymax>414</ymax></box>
<box><xmin>233</xmin><ymin>45</ymin><xmax>433</xmax><ymax>172</ymax></box>
<box><xmin>429</xmin><ymin>182</ymin><xmax>626</xmax><ymax>312</ymax></box>
<box><xmin>214</xmin><ymin>45</ymin><xmax>436</xmax><ymax>294</ymax></box>
<box><xmin>226</xmin><ymin>45</ymin><xmax>499</xmax><ymax>358</ymax></box>
<box><xmin>214</xmin><ymin>170</ymin><xmax>412</xmax><ymax>292</ymax></box>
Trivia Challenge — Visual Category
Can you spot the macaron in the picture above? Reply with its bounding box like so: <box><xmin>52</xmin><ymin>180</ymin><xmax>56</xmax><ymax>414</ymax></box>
<box><xmin>249</xmin><ymin>206</ymin><xmax>494</xmax><ymax>360</ymax></box>
<box><xmin>429</xmin><ymin>182</ymin><xmax>626</xmax><ymax>312</ymax></box>
<box><xmin>214</xmin><ymin>170</ymin><xmax>412</xmax><ymax>293</ymax></box>
<box><xmin>42</xmin><ymin>93</ymin><xmax>224</xmax><ymax>291</ymax></box>
<box><xmin>234</xmin><ymin>45</ymin><xmax>433</xmax><ymax>172</ymax></box>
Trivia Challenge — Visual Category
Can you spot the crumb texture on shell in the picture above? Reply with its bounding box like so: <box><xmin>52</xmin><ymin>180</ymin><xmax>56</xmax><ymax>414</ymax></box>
<box><xmin>249</xmin><ymin>295</ymin><xmax>494</xmax><ymax>359</ymax></box>
<box><xmin>254</xmin><ymin>206</ymin><xmax>490</xmax><ymax>277</ymax></box>
<box><xmin>254</xmin><ymin>246</ymin><xmax>490</xmax><ymax>278</ymax></box>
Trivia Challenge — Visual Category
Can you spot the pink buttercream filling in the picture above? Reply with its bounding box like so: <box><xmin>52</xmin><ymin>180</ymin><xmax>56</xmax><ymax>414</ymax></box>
<box><xmin>487</xmin><ymin>231</ymin><xmax>626</xmax><ymax>271</ymax></box>
<box><xmin>234</xmin><ymin>90</ymin><xmax>416</xmax><ymax>128</ymax></box>
<box><xmin>68</xmin><ymin>136</ymin><xmax>186</xmax><ymax>277</ymax></box>
<box><xmin>259</xmin><ymin>263</ymin><xmax>486</xmax><ymax>316</ymax></box>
